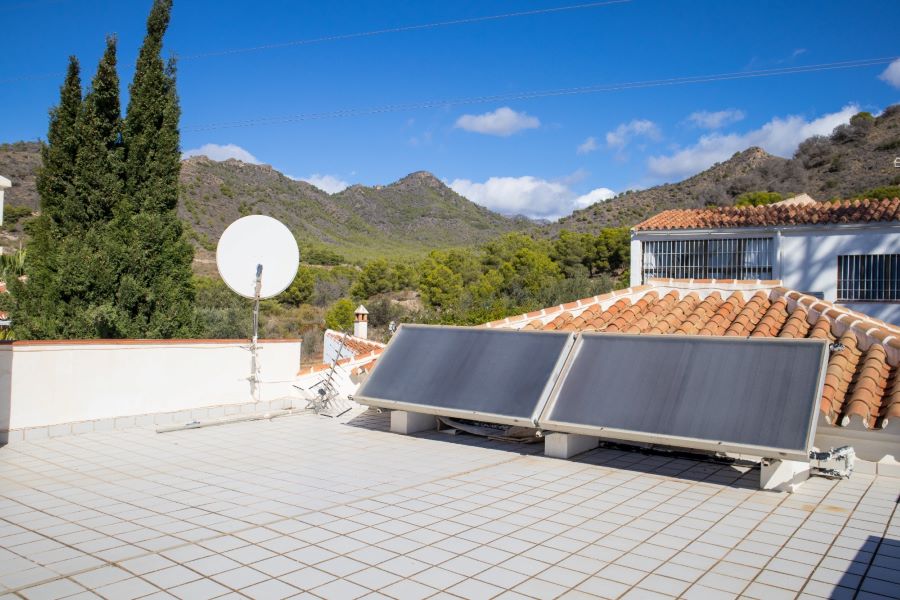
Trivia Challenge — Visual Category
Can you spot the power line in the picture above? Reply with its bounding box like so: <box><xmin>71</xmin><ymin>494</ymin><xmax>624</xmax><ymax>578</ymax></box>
<box><xmin>183</xmin><ymin>56</ymin><xmax>898</xmax><ymax>132</ymax></box>
<box><xmin>0</xmin><ymin>0</ymin><xmax>631</xmax><ymax>84</ymax></box>
<box><xmin>181</xmin><ymin>0</ymin><xmax>631</xmax><ymax>60</ymax></box>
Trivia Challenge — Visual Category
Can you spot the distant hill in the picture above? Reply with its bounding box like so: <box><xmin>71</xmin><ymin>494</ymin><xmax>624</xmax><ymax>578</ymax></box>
<box><xmin>178</xmin><ymin>159</ymin><xmax>532</xmax><ymax>260</ymax></box>
<box><xmin>551</xmin><ymin>105</ymin><xmax>900</xmax><ymax>232</ymax></box>
<box><xmin>0</xmin><ymin>143</ymin><xmax>532</xmax><ymax>260</ymax></box>
<box><xmin>3</xmin><ymin>104</ymin><xmax>899</xmax><ymax>255</ymax></box>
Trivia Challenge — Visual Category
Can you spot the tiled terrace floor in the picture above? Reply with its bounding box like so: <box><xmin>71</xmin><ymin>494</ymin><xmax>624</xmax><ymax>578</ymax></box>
<box><xmin>0</xmin><ymin>409</ymin><xmax>898</xmax><ymax>600</ymax></box>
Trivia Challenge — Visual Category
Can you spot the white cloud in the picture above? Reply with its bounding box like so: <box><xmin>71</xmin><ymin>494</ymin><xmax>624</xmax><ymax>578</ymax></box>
<box><xmin>296</xmin><ymin>174</ymin><xmax>349</xmax><ymax>194</ymax></box>
<box><xmin>455</xmin><ymin>107</ymin><xmax>540</xmax><ymax>136</ymax></box>
<box><xmin>573</xmin><ymin>187</ymin><xmax>616</xmax><ymax>209</ymax></box>
<box><xmin>648</xmin><ymin>104</ymin><xmax>859</xmax><ymax>179</ymax></box>
<box><xmin>577</xmin><ymin>136</ymin><xmax>598</xmax><ymax>155</ymax></box>
<box><xmin>687</xmin><ymin>109</ymin><xmax>746</xmax><ymax>129</ymax></box>
<box><xmin>879</xmin><ymin>58</ymin><xmax>900</xmax><ymax>88</ymax></box>
<box><xmin>181</xmin><ymin>143</ymin><xmax>260</xmax><ymax>164</ymax></box>
<box><xmin>449</xmin><ymin>175</ymin><xmax>614</xmax><ymax>220</ymax></box>
<box><xmin>605</xmin><ymin>119</ymin><xmax>661</xmax><ymax>149</ymax></box>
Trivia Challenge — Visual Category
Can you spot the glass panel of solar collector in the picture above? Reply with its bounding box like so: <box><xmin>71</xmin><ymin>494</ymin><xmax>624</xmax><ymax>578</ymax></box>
<box><xmin>355</xmin><ymin>325</ymin><xmax>575</xmax><ymax>426</ymax></box>
<box><xmin>539</xmin><ymin>333</ymin><xmax>829</xmax><ymax>459</ymax></box>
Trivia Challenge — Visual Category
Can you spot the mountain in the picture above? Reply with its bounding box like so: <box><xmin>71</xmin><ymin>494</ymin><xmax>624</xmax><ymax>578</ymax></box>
<box><xmin>552</xmin><ymin>105</ymin><xmax>900</xmax><ymax>232</ymax></box>
<box><xmin>0</xmin><ymin>143</ymin><xmax>532</xmax><ymax>260</ymax></box>
<box><xmin>179</xmin><ymin>159</ymin><xmax>532</xmax><ymax>260</ymax></box>
<box><xmin>3</xmin><ymin>104</ymin><xmax>899</xmax><ymax>255</ymax></box>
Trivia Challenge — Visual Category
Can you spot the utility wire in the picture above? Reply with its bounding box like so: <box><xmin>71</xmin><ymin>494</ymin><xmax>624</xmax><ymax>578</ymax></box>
<box><xmin>183</xmin><ymin>56</ymin><xmax>898</xmax><ymax>131</ymax></box>
<box><xmin>181</xmin><ymin>0</ymin><xmax>631</xmax><ymax>60</ymax></box>
<box><xmin>0</xmin><ymin>0</ymin><xmax>631</xmax><ymax>84</ymax></box>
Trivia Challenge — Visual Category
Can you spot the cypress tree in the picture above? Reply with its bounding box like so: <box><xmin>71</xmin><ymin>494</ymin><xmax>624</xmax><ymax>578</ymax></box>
<box><xmin>119</xmin><ymin>0</ymin><xmax>196</xmax><ymax>337</ymax></box>
<box><xmin>36</xmin><ymin>56</ymin><xmax>81</xmax><ymax>222</ymax></box>
<box><xmin>13</xmin><ymin>0</ymin><xmax>196</xmax><ymax>339</ymax></box>
<box><xmin>13</xmin><ymin>57</ymin><xmax>83</xmax><ymax>338</ymax></box>
<box><xmin>70</xmin><ymin>35</ymin><xmax>123</xmax><ymax>226</ymax></box>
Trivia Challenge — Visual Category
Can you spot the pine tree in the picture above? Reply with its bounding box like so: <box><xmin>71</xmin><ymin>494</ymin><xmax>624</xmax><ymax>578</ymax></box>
<box><xmin>119</xmin><ymin>0</ymin><xmax>196</xmax><ymax>337</ymax></box>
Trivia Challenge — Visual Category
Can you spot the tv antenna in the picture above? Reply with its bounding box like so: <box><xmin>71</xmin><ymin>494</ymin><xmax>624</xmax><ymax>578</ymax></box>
<box><xmin>216</xmin><ymin>215</ymin><xmax>299</xmax><ymax>401</ymax></box>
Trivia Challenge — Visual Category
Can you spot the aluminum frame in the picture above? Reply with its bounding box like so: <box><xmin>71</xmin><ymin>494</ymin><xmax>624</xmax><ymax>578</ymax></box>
<box><xmin>537</xmin><ymin>333</ymin><xmax>829</xmax><ymax>461</ymax></box>
<box><xmin>355</xmin><ymin>324</ymin><xmax>576</xmax><ymax>427</ymax></box>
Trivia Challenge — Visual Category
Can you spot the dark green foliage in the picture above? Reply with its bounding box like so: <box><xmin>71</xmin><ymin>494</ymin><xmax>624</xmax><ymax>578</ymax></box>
<box><xmin>71</xmin><ymin>36</ymin><xmax>122</xmax><ymax>226</ymax></box>
<box><xmin>734</xmin><ymin>191</ymin><xmax>783</xmax><ymax>207</ymax></box>
<box><xmin>351</xmin><ymin>259</ymin><xmax>397</xmax><ymax>300</ymax></box>
<box><xmin>301</xmin><ymin>245</ymin><xmax>346</xmax><ymax>265</ymax></box>
<box><xmin>11</xmin><ymin>0</ymin><xmax>196</xmax><ymax>339</ymax></box>
<box><xmin>116</xmin><ymin>0</ymin><xmax>195</xmax><ymax>337</ymax></box>
<box><xmin>856</xmin><ymin>186</ymin><xmax>900</xmax><ymax>199</ymax></box>
<box><xmin>194</xmin><ymin>276</ymin><xmax>251</xmax><ymax>338</ymax></box>
<box><xmin>36</xmin><ymin>57</ymin><xmax>81</xmax><ymax>222</ymax></box>
<box><xmin>325</xmin><ymin>298</ymin><xmax>355</xmax><ymax>331</ymax></box>
<box><xmin>281</xmin><ymin>266</ymin><xmax>315</xmax><ymax>306</ymax></box>
<box><xmin>123</xmin><ymin>0</ymin><xmax>179</xmax><ymax>215</ymax></box>
<box><xmin>2</xmin><ymin>205</ymin><xmax>34</xmax><ymax>227</ymax></box>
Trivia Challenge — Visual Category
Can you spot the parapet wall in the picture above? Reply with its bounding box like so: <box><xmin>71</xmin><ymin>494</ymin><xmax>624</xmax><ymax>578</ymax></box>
<box><xmin>0</xmin><ymin>338</ymin><xmax>302</xmax><ymax>443</ymax></box>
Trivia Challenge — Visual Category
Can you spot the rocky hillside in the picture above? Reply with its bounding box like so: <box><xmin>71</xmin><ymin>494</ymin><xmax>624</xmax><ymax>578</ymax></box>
<box><xmin>3</xmin><ymin>104</ymin><xmax>899</xmax><ymax>253</ymax></box>
<box><xmin>553</xmin><ymin>105</ymin><xmax>900</xmax><ymax>232</ymax></box>
<box><xmin>179</xmin><ymin>159</ymin><xmax>531</xmax><ymax>260</ymax></box>
<box><xmin>0</xmin><ymin>143</ymin><xmax>531</xmax><ymax>260</ymax></box>
<box><xmin>0</xmin><ymin>141</ymin><xmax>41</xmax><ymax>210</ymax></box>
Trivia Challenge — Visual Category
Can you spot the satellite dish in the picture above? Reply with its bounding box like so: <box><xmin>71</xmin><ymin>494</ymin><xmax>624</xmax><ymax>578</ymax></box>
<box><xmin>216</xmin><ymin>215</ymin><xmax>299</xmax><ymax>299</ymax></box>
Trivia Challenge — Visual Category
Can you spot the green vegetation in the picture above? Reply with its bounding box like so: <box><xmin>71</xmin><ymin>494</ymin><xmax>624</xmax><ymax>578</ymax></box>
<box><xmin>2</xmin><ymin>205</ymin><xmax>34</xmax><ymax>227</ymax></box>
<box><xmin>857</xmin><ymin>186</ymin><xmax>900</xmax><ymax>199</ymax></box>
<box><xmin>325</xmin><ymin>298</ymin><xmax>355</xmax><ymax>331</ymax></box>
<box><xmin>10</xmin><ymin>0</ymin><xmax>196</xmax><ymax>339</ymax></box>
<box><xmin>734</xmin><ymin>191</ymin><xmax>783</xmax><ymax>207</ymax></box>
<box><xmin>189</xmin><ymin>227</ymin><xmax>629</xmax><ymax>355</ymax></box>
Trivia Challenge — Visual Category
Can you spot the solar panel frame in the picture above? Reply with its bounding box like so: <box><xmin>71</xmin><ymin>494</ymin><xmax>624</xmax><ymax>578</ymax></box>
<box><xmin>537</xmin><ymin>333</ymin><xmax>829</xmax><ymax>460</ymax></box>
<box><xmin>355</xmin><ymin>324</ymin><xmax>576</xmax><ymax>427</ymax></box>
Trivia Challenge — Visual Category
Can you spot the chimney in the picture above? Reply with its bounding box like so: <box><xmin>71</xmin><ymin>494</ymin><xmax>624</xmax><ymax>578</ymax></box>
<box><xmin>354</xmin><ymin>305</ymin><xmax>369</xmax><ymax>339</ymax></box>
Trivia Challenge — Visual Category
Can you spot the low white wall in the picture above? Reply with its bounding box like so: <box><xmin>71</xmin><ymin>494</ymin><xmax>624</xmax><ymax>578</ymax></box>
<box><xmin>0</xmin><ymin>338</ymin><xmax>301</xmax><ymax>431</ymax></box>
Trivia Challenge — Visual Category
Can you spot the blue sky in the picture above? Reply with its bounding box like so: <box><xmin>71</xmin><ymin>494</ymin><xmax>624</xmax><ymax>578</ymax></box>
<box><xmin>2</xmin><ymin>0</ymin><xmax>899</xmax><ymax>220</ymax></box>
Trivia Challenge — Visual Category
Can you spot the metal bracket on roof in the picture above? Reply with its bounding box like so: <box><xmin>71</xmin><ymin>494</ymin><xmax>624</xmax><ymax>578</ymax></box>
<box><xmin>828</xmin><ymin>342</ymin><xmax>846</xmax><ymax>353</ymax></box>
<box><xmin>809</xmin><ymin>446</ymin><xmax>855</xmax><ymax>479</ymax></box>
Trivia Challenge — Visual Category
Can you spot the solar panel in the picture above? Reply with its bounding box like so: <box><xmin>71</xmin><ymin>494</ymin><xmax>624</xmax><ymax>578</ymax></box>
<box><xmin>355</xmin><ymin>325</ymin><xmax>575</xmax><ymax>426</ymax></box>
<box><xmin>538</xmin><ymin>333</ymin><xmax>828</xmax><ymax>459</ymax></box>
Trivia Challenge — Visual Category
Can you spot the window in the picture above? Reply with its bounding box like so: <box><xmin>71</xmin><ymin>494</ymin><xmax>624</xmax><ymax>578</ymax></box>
<box><xmin>641</xmin><ymin>238</ymin><xmax>773</xmax><ymax>282</ymax></box>
<box><xmin>837</xmin><ymin>254</ymin><xmax>900</xmax><ymax>302</ymax></box>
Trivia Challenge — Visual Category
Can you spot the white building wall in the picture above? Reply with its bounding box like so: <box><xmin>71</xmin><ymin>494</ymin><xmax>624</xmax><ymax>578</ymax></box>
<box><xmin>631</xmin><ymin>225</ymin><xmax>900</xmax><ymax>325</ymax></box>
<box><xmin>0</xmin><ymin>339</ymin><xmax>301</xmax><ymax>432</ymax></box>
<box><xmin>780</xmin><ymin>227</ymin><xmax>900</xmax><ymax>324</ymax></box>
<box><xmin>322</xmin><ymin>330</ymin><xmax>357</xmax><ymax>365</ymax></box>
<box><xmin>0</xmin><ymin>175</ymin><xmax>9</xmax><ymax>225</ymax></box>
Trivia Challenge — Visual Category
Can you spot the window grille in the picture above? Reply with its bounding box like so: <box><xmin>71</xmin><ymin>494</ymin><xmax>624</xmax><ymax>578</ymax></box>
<box><xmin>641</xmin><ymin>238</ymin><xmax>774</xmax><ymax>282</ymax></box>
<box><xmin>837</xmin><ymin>254</ymin><xmax>899</xmax><ymax>302</ymax></box>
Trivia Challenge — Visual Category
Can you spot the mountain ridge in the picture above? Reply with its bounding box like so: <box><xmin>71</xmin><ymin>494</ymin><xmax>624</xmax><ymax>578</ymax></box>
<box><xmin>2</xmin><ymin>104</ymin><xmax>899</xmax><ymax>256</ymax></box>
<box><xmin>550</xmin><ymin>105</ymin><xmax>900</xmax><ymax>232</ymax></box>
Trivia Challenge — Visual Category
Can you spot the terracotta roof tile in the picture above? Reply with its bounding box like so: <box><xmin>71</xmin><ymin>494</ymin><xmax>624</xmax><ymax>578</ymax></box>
<box><xmin>324</xmin><ymin>331</ymin><xmax>386</xmax><ymax>357</ymax></box>
<box><xmin>633</xmin><ymin>198</ymin><xmax>900</xmax><ymax>231</ymax></box>
<box><xmin>348</xmin><ymin>279</ymin><xmax>900</xmax><ymax>434</ymax></box>
<box><xmin>494</xmin><ymin>281</ymin><xmax>900</xmax><ymax>433</ymax></box>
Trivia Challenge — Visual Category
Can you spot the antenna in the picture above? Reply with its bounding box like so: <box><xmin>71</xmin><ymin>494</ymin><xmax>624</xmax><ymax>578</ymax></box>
<box><xmin>216</xmin><ymin>215</ymin><xmax>300</xmax><ymax>401</ymax></box>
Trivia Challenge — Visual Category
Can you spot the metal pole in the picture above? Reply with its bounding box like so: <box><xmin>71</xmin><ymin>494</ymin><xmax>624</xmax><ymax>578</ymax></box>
<box><xmin>251</xmin><ymin>264</ymin><xmax>262</xmax><ymax>402</ymax></box>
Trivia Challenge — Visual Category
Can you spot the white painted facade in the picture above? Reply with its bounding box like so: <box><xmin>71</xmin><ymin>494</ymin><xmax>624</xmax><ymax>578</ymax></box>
<box><xmin>0</xmin><ymin>338</ymin><xmax>301</xmax><ymax>435</ymax></box>
<box><xmin>323</xmin><ymin>330</ymin><xmax>357</xmax><ymax>365</ymax></box>
<box><xmin>0</xmin><ymin>175</ymin><xmax>9</xmax><ymax>225</ymax></box>
<box><xmin>630</xmin><ymin>222</ymin><xmax>900</xmax><ymax>325</ymax></box>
